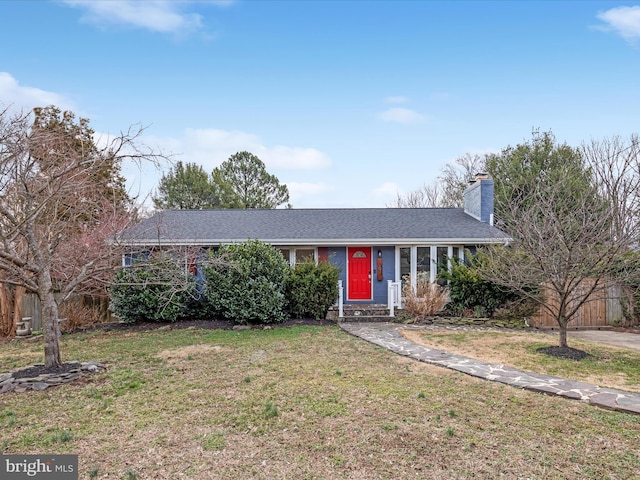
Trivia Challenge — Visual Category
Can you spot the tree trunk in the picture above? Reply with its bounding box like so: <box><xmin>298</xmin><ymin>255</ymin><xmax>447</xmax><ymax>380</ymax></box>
<box><xmin>558</xmin><ymin>316</ymin><xmax>568</xmax><ymax>348</ymax></box>
<box><xmin>40</xmin><ymin>270</ymin><xmax>62</xmax><ymax>368</ymax></box>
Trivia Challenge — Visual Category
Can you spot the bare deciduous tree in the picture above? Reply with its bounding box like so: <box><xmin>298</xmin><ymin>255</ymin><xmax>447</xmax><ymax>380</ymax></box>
<box><xmin>0</xmin><ymin>106</ymin><xmax>163</xmax><ymax>367</ymax></box>
<box><xmin>388</xmin><ymin>182</ymin><xmax>443</xmax><ymax>208</ymax></box>
<box><xmin>439</xmin><ymin>153</ymin><xmax>488</xmax><ymax>208</ymax></box>
<box><xmin>389</xmin><ymin>153</ymin><xmax>488</xmax><ymax>208</ymax></box>
<box><xmin>481</xmin><ymin>132</ymin><xmax>640</xmax><ymax>348</ymax></box>
<box><xmin>582</xmin><ymin>134</ymin><xmax>640</xmax><ymax>245</ymax></box>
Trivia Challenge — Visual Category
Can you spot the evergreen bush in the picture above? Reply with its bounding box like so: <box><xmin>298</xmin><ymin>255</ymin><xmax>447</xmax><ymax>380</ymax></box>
<box><xmin>440</xmin><ymin>252</ymin><xmax>519</xmax><ymax>318</ymax></box>
<box><xmin>204</xmin><ymin>239</ymin><xmax>290</xmax><ymax>324</ymax></box>
<box><xmin>109</xmin><ymin>253</ymin><xmax>197</xmax><ymax>323</ymax></box>
<box><xmin>286</xmin><ymin>260</ymin><xmax>340</xmax><ymax>320</ymax></box>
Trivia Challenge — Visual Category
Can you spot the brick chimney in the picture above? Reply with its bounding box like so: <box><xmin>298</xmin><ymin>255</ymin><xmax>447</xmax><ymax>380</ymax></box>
<box><xmin>463</xmin><ymin>173</ymin><xmax>494</xmax><ymax>224</ymax></box>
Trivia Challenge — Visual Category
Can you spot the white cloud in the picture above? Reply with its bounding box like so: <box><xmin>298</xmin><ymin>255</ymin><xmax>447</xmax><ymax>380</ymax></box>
<box><xmin>377</xmin><ymin>107</ymin><xmax>425</xmax><ymax>124</ymax></box>
<box><xmin>373</xmin><ymin>181</ymin><xmax>401</xmax><ymax>197</ymax></box>
<box><xmin>149</xmin><ymin>128</ymin><xmax>332</xmax><ymax>171</ymax></box>
<box><xmin>0</xmin><ymin>72</ymin><xmax>72</xmax><ymax>113</ymax></box>
<box><xmin>61</xmin><ymin>0</ymin><xmax>229</xmax><ymax>34</ymax></box>
<box><xmin>384</xmin><ymin>96</ymin><xmax>408</xmax><ymax>104</ymax></box>
<box><xmin>124</xmin><ymin>127</ymin><xmax>332</xmax><ymax>205</ymax></box>
<box><xmin>596</xmin><ymin>6</ymin><xmax>640</xmax><ymax>42</ymax></box>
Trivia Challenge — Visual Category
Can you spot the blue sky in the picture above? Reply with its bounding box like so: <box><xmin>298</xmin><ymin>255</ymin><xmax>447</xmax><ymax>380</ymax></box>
<box><xmin>1</xmin><ymin>1</ymin><xmax>640</xmax><ymax>208</ymax></box>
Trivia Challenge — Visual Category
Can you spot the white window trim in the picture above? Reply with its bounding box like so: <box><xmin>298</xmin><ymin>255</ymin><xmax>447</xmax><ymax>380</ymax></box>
<box><xmin>281</xmin><ymin>246</ymin><xmax>318</xmax><ymax>266</ymax></box>
<box><xmin>395</xmin><ymin>245</ymin><xmax>466</xmax><ymax>290</ymax></box>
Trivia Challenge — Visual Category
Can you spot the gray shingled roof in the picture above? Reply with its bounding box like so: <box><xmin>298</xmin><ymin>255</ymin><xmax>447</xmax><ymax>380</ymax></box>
<box><xmin>124</xmin><ymin>208</ymin><xmax>510</xmax><ymax>246</ymax></box>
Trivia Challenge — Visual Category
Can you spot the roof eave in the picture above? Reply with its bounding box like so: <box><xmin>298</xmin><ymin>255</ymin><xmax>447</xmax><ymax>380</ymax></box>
<box><xmin>124</xmin><ymin>236</ymin><xmax>511</xmax><ymax>247</ymax></box>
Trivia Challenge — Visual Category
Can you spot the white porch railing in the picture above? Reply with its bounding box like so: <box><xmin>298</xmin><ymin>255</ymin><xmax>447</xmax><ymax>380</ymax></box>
<box><xmin>335</xmin><ymin>280</ymin><xmax>401</xmax><ymax>318</ymax></box>
<box><xmin>387</xmin><ymin>280</ymin><xmax>402</xmax><ymax>317</ymax></box>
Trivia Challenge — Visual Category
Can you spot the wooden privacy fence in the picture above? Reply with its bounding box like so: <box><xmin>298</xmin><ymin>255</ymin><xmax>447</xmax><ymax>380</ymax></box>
<box><xmin>0</xmin><ymin>283</ymin><xmax>26</xmax><ymax>337</ymax></box>
<box><xmin>530</xmin><ymin>280</ymin><xmax>632</xmax><ymax>329</ymax></box>
<box><xmin>0</xmin><ymin>284</ymin><xmax>113</xmax><ymax>337</ymax></box>
<box><xmin>21</xmin><ymin>293</ymin><xmax>42</xmax><ymax>331</ymax></box>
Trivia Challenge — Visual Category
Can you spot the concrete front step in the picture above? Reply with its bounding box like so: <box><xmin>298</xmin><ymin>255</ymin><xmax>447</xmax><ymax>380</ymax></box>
<box><xmin>344</xmin><ymin>309</ymin><xmax>390</xmax><ymax>317</ymax></box>
<box><xmin>327</xmin><ymin>304</ymin><xmax>395</xmax><ymax>321</ymax></box>
<box><xmin>337</xmin><ymin>316</ymin><xmax>394</xmax><ymax>323</ymax></box>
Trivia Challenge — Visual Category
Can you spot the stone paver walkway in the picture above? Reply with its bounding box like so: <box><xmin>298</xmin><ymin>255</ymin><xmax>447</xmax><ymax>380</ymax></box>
<box><xmin>340</xmin><ymin>322</ymin><xmax>640</xmax><ymax>416</ymax></box>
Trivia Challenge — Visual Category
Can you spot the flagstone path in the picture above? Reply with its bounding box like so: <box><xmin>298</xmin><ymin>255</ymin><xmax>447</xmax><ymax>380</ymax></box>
<box><xmin>340</xmin><ymin>322</ymin><xmax>640</xmax><ymax>416</ymax></box>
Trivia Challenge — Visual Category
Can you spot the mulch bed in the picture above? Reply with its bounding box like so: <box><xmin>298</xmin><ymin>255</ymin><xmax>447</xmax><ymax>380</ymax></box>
<box><xmin>10</xmin><ymin>362</ymin><xmax>81</xmax><ymax>380</ymax></box>
<box><xmin>81</xmin><ymin>318</ymin><xmax>336</xmax><ymax>333</ymax></box>
<box><xmin>536</xmin><ymin>346</ymin><xmax>593</xmax><ymax>361</ymax></box>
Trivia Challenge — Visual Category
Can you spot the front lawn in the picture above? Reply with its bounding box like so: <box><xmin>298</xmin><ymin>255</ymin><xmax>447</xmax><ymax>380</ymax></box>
<box><xmin>401</xmin><ymin>329</ymin><xmax>640</xmax><ymax>393</ymax></box>
<box><xmin>1</xmin><ymin>325</ymin><xmax>639</xmax><ymax>479</ymax></box>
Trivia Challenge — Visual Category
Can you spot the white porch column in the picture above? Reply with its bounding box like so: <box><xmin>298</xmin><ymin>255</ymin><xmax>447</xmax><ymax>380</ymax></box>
<box><xmin>429</xmin><ymin>245</ymin><xmax>437</xmax><ymax>283</ymax></box>
<box><xmin>410</xmin><ymin>246</ymin><xmax>418</xmax><ymax>291</ymax></box>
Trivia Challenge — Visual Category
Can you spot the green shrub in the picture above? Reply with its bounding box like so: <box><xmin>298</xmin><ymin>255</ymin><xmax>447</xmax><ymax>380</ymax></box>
<box><xmin>286</xmin><ymin>260</ymin><xmax>340</xmax><ymax>320</ymax></box>
<box><xmin>439</xmin><ymin>252</ymin><xmax>519</xmax><ymax>318</ymax></box>
<box><xmin>492</xmin><ymin>298</ymin><xmax>539</xmax><ymax>321</ymax></box>
<box><xmin>109</xmin><ymin>252</ymin><xmax>197</xmax><ymax>323</ymax></box>
<box><xmin>204</xmin><ymin>239</ymin><xmax>290</xmax><ymax>324</ymax></box>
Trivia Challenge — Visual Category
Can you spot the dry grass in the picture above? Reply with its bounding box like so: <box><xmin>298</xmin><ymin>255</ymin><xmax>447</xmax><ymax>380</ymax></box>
<box><xmin>1</xmin><ymin>325</ymin><xmax>639</xmax><ymax>479</ymax></box>
<box><xmin>156</xmin><ymin>344</ymin><xmax>227</xmax><ymax>363</ymax></box>
<box><xmin>402</xmin><ymin>279</ymin><xmax>449</xmax><ymax>319</ymax></box>
<box><xmin>58</xmin><ymin>298</ymin><xmax>105</xmax><ymax>332</ymax></box>
<box><xmin>401</xmin><ymin>329</ymin><xmax>640</xmax><ymax>393</ymax></box>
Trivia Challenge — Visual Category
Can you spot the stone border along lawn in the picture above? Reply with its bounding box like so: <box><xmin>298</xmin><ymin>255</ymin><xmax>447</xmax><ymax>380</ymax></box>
<box><xmin>0</xmin><ymin>361</ymin><xmax>107</xmax><ymax>394</ymax></box>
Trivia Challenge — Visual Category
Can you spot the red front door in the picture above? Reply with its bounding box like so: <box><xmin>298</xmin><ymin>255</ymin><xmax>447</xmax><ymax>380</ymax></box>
<box><xmin>348</xmin><ymin>247</ymin><xmax>371</xmax><ymax>300</ymax></box>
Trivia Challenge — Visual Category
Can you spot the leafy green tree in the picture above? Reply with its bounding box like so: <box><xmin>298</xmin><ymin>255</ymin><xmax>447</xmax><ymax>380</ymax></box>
<box><xmin>32</xmin><ymin>105</ymin><xmax>130</xmax><ymax>212</ymax></box>
<box><xmin>153</xmin><ymin>161</ymin><xmax>221</xmax><ymax>210</ymax></box>
<box><xmin>485</xmin><ymin>130</ymin><xmax>593</xmax><ymax>230</ymax></box>
<box><xmin>212</xmin><ymin>151</ymin><xmax>290</xmax><ymax>209</ymax></box>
